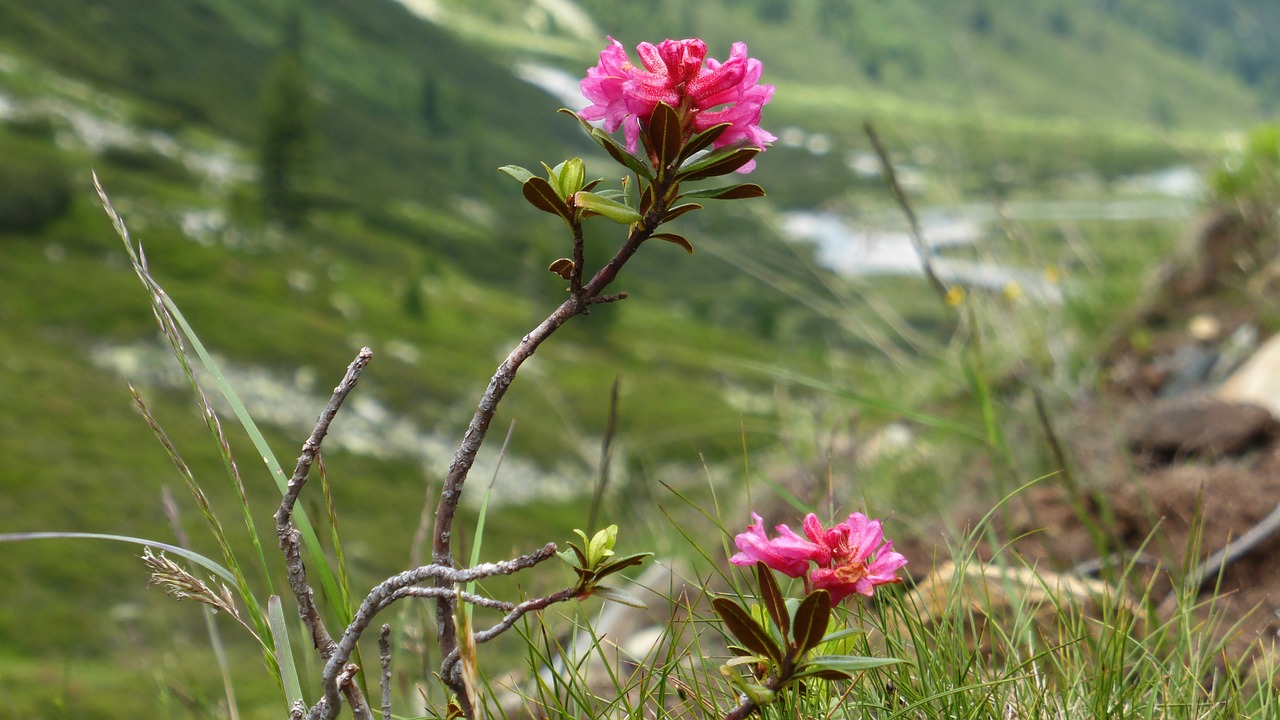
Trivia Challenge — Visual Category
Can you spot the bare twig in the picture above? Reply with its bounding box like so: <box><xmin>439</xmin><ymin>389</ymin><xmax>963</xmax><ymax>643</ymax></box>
<box><xmin>312</xmin><ymin>544</ymin><xmax>559</xmax><ymax>720</ymax></box>
<box><xmin>277</xmin><ymin>348</ymin><xmax>374</xmax><ymax>523</ymax></box>
<box><xmin>339</xmin><ymin>666</ymin><xmax>372</xmax><ymax>720</ymax></box>
<box><xmin>863</xmin><ymin>121</ymin><xmax>949</xmax><ymax>301</ymax></box>
<box><xmin>722</xmin><ymin>698</ymin><xmax>760</xmax><ymax>720</ymax></box>
<box><xmin>570</xmin><ymin>219</ymin><xmax>586</xmax><ymax>298</ymax></box>
<box><xmin>1170</xmin><ymin>498</ymin><xmax>1280</xmax><ymax>606</ymax></box>
<box><xmin>1032</xmin><ymin>387</ymin><xmax>1114</xmax><ymax>571</ymax></box>
<box><xmin>425</xmin><ymin>176</ymin><xmax>678</xmax><ymax>703</ymax></box>
<box><xmin>379</xmin><ymin>624</ymin><xmax>392</xmax><ymax>720</ymax></box>
<box><xmin>275</xmin><ymin>348</ymin><xmax>372</xmax><ymax>658</ymax></box>
<box><xmin>588</xmin><ymin>291</ymin><xmax>629</xmax><ymax>305</ymax></box>
<box><xmin>586</xmin><ymin>377</ymin><xmax>621</xmax><ymax>534</ymax></box>
<box><xmin>440</xmin><ymin>586</ymin><xmax>580</xmax><ymax>686</ymax></box>
<box><xmin>265</xmin><ymin>348</ymin><xmax>372</xmax><ymax>720</ymax></box>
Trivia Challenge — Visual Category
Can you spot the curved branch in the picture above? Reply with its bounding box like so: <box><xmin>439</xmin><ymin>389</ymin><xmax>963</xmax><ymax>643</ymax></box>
<box><xmin>440</xmin><ymin>586</ymin><xmax>580</xmax><ymax>686</ymax></box>
<box><xmin>425</xmin><ymin>175</ymin><xmax>677</xmax><ymax>697</ymax></box>
<box><xmin>311</xmin><ymin>544</ymin><xmax>557</xmax><ymax>720</ymax></box>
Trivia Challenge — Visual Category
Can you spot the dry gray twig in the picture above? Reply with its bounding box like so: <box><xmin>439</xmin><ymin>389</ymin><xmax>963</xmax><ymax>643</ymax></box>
<box><xmin>275</xmin><ymin>348</ymin><xmax>372</xmax><ymax>658</ymax></box>
<box><xmin>379</xmin><ymin>624</ymin><xmax>392</xmax><ymax>720</ymax></box>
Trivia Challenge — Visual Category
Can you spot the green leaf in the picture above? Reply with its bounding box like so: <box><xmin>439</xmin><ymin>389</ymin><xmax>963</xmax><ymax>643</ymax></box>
<box><xmin>560</xmin><ymin>109</ymin><xmax>654</xmax><ymax>179</ymax></box>
<box><xmin>792</xmin><ymin>590</ymin><xmax>832</xmax><ymax>655</ymax></box>
<box><xmin>677</xmin><ymin>122</ymin><xmax>730</xmax><ymax>164</ymax></box>
<box><xmin>268</xmin><ymin>595</ymin><xmax>304</xmax><ymax>706</ymax></box>
<box><xmin>679</xmin><ymin>183</ymin><xmax>766</xmax><ymax>201</ymax></box>
<box><xmin>794</xmin><ymin>655</ymin><xmax>908</xmax><ymax>678</ymax></box>
<box><xmin>575</xmin><ymin>191</ymin><xmax>642</xmax><ymax>225</ymax></box>
<box><xmin>562</xmin><ymin>540</ymin><xmax>588</xmax><ymax>567</ymax></box>
<box><xmin>590</xmin><ymin>551</ymin><xmax>652</xmax><ymax>582</ymax></box>
<box><xmin>741</xmin><ymin>684</ymin><xmax>776</xmax><ymax>706</ymax></box>
<box><xmin>542</xmin><ymin>161</ymin><xmax>565</xmax><ymax>198</ymax></box>
<box><xmin>498</xmin><ymin>165</ymin><xmax>535</xmax><ymax>184</ymax></box>
<box><xmin>676</xmin><ymin>142</ymin><xmax>759</xmax><ymax>181</ymax></box>
<box><xmin>559</xmin><ymin>157</ymin><xmax>586</xmax><ymax>196</ymax></box>
<box><xmin>712</xmin><ymin>597</ymin><xmax>784</xmax><ymax>665</ymax></box>
<box><xmin>815</xmin><ymin>627</ymin><xmax>867</xmax><ymax>649</ymax></box>
<box><xmin>523</xmin><ymin>176</ymin><xmax>573</xmax><ymax>221</ymax></box>
<box><xmin>646</xmin><ymin>102</ymin><xmax>683</xmax><ymax>171</ymax></box>
<box><xmin>547</xmin><ymin>258</ymin><xmax>574</xmax><ymax>280</ymax></box>
<box><xmin>651</xmin><ymin>232</ymin><xmax>694</xmax><ymax>254</ymax></box>
<box><xmin>591</xmin><ymin>585</ymin><xmax>648</xmax><ymax>609</ymax></box>
<box><xmin>791</xmin><ymin>667</ymin><xmax>863</xmax><ymax>681</ymax></box>
<box><xmin>0</xmin><ymin>532</ymin><xmax>236</xmax><ymax>584</ymax></box>
<box><xmin>662</xmin><ymin>203</ymin><xmax>702</xmax><ymax>223</ymax></box>
<box><xmin>559</xmin><ymin>107</ymin><xmax>593</xmax><ymax>130</ymax></box>
<box><xmin>755</xmin><ymin>562</ymin><xmax>790</xmax><ymax>643</ymax></box>
<box><xmin>593</xmin><ymin>129</ymin><xmax>654</xmax><ymax>179</ymax></box>
<box><xmin>587</xmin><ymin>525</ymin><xmax>616</xmax><ymax>565</ymax></box>
<box><xmin>592</xmin><ymin>188</ymin><xmax>628</xmax><ymax>203</ymax></box>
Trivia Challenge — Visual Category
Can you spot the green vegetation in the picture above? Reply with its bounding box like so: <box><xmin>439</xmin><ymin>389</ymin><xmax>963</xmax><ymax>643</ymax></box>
<box><xmin>0</xmin><ymin>0</ymin><xmax>1277</xmax><ymax>716</ymax></box>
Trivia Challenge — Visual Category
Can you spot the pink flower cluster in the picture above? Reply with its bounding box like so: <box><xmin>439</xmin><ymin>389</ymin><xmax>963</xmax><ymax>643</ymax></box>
<box><xmin>579</xmin><ymin>37</ymin><xmax>775</xmax><ymax>170</ymax></box>
<box><xmin>730</xmin><ymin>512</ymin><xmax>908</xmax><ymax>602</ymax></box>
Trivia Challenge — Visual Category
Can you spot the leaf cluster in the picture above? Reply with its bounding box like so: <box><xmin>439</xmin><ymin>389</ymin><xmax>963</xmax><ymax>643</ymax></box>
<box><xmin>542</xmin><ymin>105</ymin><xmax>766</xmax><ymax>257</ymax></box>
<box><xmin>559</xmin><ymin>525</ymin><xmax>653</xmax><ymax>609</ymax></box>
<box><xmin>712</xmin><ymin>562</ymin><xmax>905</xmax><ymax>706</ymax></box>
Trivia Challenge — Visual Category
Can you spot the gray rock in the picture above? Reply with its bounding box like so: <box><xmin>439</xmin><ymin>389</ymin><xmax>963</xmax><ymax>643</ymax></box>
<box><xmin>1126</xmin><ymin>398</ymin><xmax>1277</xmax><ymax>463</ymax></box>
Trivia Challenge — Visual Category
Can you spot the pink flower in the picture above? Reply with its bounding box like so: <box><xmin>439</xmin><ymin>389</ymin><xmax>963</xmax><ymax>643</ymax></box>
<box><xmin>801</xmin><ymin>513</ymin><xmax>908</xmax><ymax>602</ymax></box>
<box><xmin>729</xmin><ymin>513</ymin><xmax>823</xmax><ymax>577</ymax></box>
<box><xmin>579</xmin><ymin>37</ymin><xmax>774</xmax><ymax>168</ymax></box>
<box><xmin>579</xmin><ymin>37</ymin><xmax>640</xmax><ymax>151</ymax></box>
<box><xmin>729</xmin><ymin>512</ymin><xmax>907</xmax><ymax>603</ymax></box>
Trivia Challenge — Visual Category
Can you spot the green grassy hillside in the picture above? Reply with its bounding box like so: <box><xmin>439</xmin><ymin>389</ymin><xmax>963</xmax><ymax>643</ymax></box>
<box><xmin>0</xmin><ymin>0</ymin><xmax>1272</xmax><ymax>715</ymax></box>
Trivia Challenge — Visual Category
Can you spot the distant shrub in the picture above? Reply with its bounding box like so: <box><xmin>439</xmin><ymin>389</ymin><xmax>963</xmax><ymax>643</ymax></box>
<box><xmin>6</xmin><ymin>116</ymin><xmax>58</xmax><ymax>140</ymax></box>
<box><xmin>0</xmin><ymin>143</ymin><xmax>73</xmax><ymax>233</ymax></box>
<box><xmin>101</xmin><ymin>145</ymin><xmax>193</xmax><ymax>183</ymax></box>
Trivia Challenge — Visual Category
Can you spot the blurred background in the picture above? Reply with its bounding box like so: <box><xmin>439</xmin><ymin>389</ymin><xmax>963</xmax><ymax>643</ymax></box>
<box><xmin>1</xmin><ymin>0</ymin><xmax>1277</xmax><ymax>716</ymax></box>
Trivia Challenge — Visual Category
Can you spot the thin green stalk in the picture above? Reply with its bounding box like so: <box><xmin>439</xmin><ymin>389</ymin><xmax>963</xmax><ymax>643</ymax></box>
<box><xmin>95</xmin><ymin>175</ymin><xmax>349</xmax><ymax>636</ymax></box>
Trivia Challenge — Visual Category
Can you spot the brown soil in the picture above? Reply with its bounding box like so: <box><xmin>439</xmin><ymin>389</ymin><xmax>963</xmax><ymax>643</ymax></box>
<box><xmin>904</xmin><ymin>210</ymin><xmax>1280</xmax><ymax>673</ymax></box>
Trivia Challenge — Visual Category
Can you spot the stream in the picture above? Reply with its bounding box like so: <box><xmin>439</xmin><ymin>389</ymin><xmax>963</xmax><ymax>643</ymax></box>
<box><xmin>781</xmin><ymin>189</ymin><xmax>1198</xmax><ymax>304</ymax></box>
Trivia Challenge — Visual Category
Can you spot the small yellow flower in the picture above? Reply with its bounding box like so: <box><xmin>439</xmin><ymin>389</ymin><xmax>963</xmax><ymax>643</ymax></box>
<box><xmin>1043</xmin><ymin>265</ymin><xmax>1062</xmax><ymax>285</ymax></box>
<box><xmin>1002</xmin><ymin>281</ymin><xmax>1023</xmax><ymax>301</ymax></box>
<box><xmin>944</xmin><ymin>285</ymin><xmax>966</xmax><ymax>307</ymax></box>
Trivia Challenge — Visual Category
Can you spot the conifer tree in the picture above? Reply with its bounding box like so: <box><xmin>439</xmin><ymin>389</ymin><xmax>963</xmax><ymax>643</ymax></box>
<box><xmin>260</xmin><ymin>11</ymin><xmax>314</xmax><ymax>228</ymax></box>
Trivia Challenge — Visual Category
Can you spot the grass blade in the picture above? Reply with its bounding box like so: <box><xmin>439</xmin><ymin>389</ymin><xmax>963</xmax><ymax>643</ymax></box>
<box><xmin>269</xmin><ymin>595</ymin><xmax>305</xmax><ymax>707</ymax></box>
<box><xmin>94</xmin><ymin>175</ymin><xmax>349</xmax><ymax>630</ymax></box>
<box><xmin>466</xmin><ymin>421</ymin><xmax>515</xmax><ymax>623</ymax></box>
<box><xmin>0</xmin><ymin>532</ymin><xmax>235</xmax><ymax>584</ymax></box>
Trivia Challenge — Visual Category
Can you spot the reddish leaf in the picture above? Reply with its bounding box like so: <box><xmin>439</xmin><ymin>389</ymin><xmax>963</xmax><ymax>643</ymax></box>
<box><xmin>680</xmin><ymin>183</ymin><xmax>766</xmax><ymax>201</ymax></box>
<box><xmin>792</xmin><ymin>590</ymin><xmax>832</xmax><ymax>655</ymax></box>
<box><xmin>712</xmin><ymin>597</ymin><xmax>784</xmax><ymax>665</ymax></box>
<box><xmin>638</xmin><ymin>185</ymin><xmax>654</xmax><ymax>216</ymax></box>
<box><xmin>662</xmin><ymin>203</ymin><xmax>702</xmax><ymax>223</ymax></box>
<box><xmin>522</xmin><ymin>177</ymin><xmax>572</xmax><ymax>221</ymax></box>
<box><xmin>547</xmin><ymin>258</ymin><xmax>574</xmax><ymax>280</ymax></box>
<box><xmin>677</xmin><ymin>145</ymin><xmax>760</xmax><ymax>181</ymax></box>
<box><xmin>650</xmin><ymin>233</ymin><xmax>693</xmax><ymax>254</ymax></box>
<box><xmin>646</xmin><ymin>102</ymin><xmax>683</xmax><ymax>172</ymax></box>
<box><xmin>755</xmin><ymin>562</ymin><xmax>790</xmax><ymax>643</ymax></box>
<box><xmin>677</xmin><ymin>122</ymin><xmax>730</xmax><ymax>165</ymax></box>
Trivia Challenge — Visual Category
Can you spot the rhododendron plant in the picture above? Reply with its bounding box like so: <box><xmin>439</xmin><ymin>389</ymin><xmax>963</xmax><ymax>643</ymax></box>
<box><xmin>580</xmin><ymin>36</ymin><xmax>775</xmax><ymax>171</ymax></box>
<box><xmin>731</xmin><ymin>512</ymin><xmax>908</xmax><ymax>601</ymax></box>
